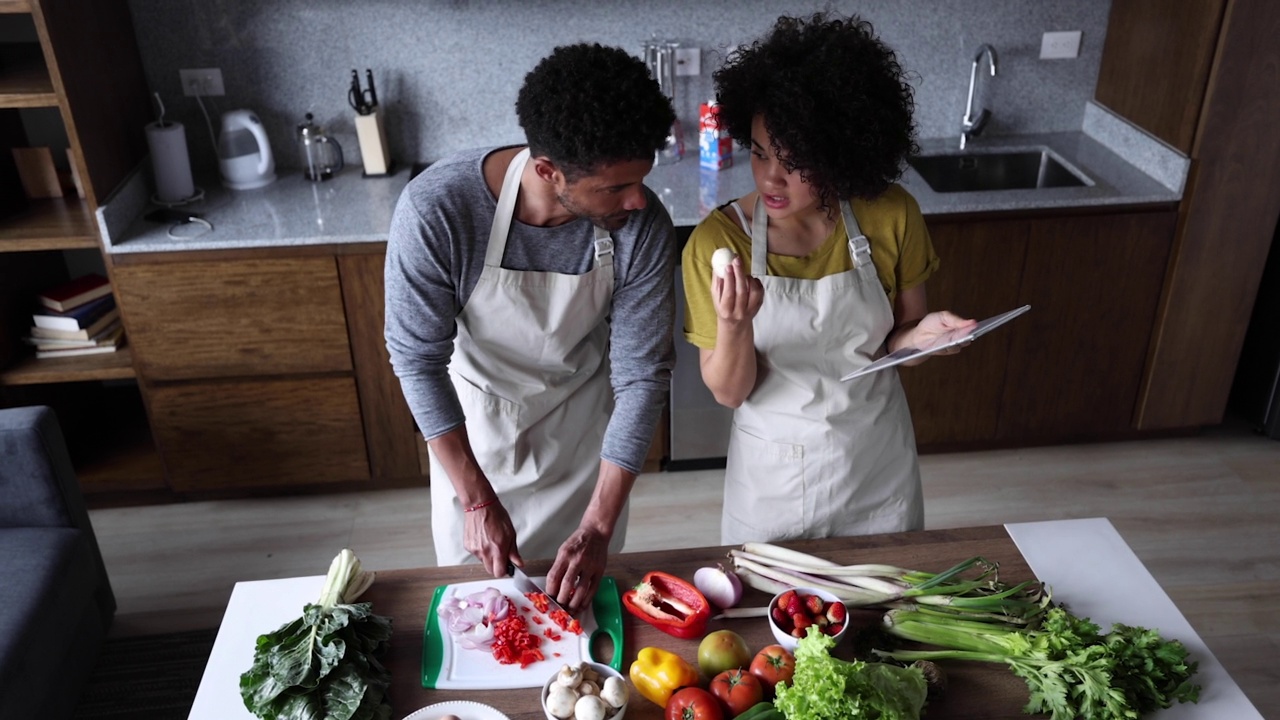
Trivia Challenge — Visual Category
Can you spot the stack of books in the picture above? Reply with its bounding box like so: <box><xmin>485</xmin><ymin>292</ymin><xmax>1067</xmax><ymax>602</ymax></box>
<box><xmin>25</xmin><ymin>274</ymin><xmax>126</xmax><ymax>359</ymax></box>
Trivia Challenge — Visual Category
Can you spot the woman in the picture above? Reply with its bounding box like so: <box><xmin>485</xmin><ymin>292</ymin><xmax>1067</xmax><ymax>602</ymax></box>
<box><xmin>682</xmin><ymin>13</ymin><xmax>975</xmax><ymax>544</ymax></box>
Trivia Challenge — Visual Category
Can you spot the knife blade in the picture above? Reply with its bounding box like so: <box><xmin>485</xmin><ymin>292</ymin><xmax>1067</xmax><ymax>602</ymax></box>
<box><xmin>507</xmin><ymin>562</ymin><xmax>572</xmax><ymax>616</ymax></box>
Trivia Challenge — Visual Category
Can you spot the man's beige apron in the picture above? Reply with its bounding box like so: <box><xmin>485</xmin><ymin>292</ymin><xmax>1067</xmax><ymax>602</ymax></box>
<box><xmin>721</xmin><ymin>196</ymin><xmax>923</xmax><ymax>545</ymax></box>
<box><xmin>429</xmin><ymin>148</ymin><xmax>626</xmax><ymax>565</ymax></box>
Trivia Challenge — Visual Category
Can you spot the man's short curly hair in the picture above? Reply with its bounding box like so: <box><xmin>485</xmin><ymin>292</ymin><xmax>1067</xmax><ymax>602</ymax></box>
<box><xmin>516</xmin><ymin>43</ymin><xmax>675</xmax><ymax>180</ymax></box>
<box><xmin>714</xmin><ymin>13</ymin><xmax>918</xmax><ymax>208</ymax></box>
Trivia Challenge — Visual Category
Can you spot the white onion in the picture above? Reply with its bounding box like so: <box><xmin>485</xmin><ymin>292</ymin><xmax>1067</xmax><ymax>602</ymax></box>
<box><xmin>694</xmin><ymin>563</ymin><xmax>743</xmax><ymax>609</ymax></box>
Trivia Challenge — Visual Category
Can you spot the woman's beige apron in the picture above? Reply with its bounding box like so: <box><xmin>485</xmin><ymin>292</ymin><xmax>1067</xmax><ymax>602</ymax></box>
<box><xmin>429</xmin><ymin>148</ymin><xmax>626</xmax><ymax>565</ymax></box>
<box><xmin>720</xmin><ymin>196</ymin><xmax>923</xmax><ymax>545</ymax></box>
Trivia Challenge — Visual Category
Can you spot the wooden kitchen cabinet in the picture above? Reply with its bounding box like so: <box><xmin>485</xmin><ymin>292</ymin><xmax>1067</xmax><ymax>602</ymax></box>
<box><xmin>109</xmin><ymin>249</ymin><xmax>399</xmax><ymax>495</ymax></box>
<box><xmin>147</xmin><ymin>375</ymin><xmax>369</xmax><ymax>492</ymax></box>
<box><xmin>112</xmin><ymin>257</ymin><xmax>353</xmax><ymax>381</ymax></box>
<box><xmin>901</xmin><ymin>207</ymin><xmax>1176</xmax><ymax>448</ymax></box>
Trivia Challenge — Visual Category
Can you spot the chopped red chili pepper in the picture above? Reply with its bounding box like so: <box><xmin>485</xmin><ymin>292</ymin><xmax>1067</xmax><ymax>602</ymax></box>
<box><xmin>543</xmin><ymin>628</ymin><xmax>562</xmax><ymax>641</ymax></box>
<box><xmin>490</xmin><ymin>615</ymin><xmax>544</xmax><ymax>668</ymax></box>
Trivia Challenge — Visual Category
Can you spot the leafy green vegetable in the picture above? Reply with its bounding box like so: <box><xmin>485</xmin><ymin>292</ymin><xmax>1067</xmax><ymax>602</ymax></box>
<box><xmin>240</xmin><ymin>549</ymin><xmax>393</xmax><ymax>720</ymax></box>
<box><xmin>774</xmin><ymin>626</ymin><xmax>927</xmax><ymax>720</ymax></box>
<box><xmin>876</xmin><ymin>606</ymin><xmax>1200</xmax><ymax>720</ymax></box>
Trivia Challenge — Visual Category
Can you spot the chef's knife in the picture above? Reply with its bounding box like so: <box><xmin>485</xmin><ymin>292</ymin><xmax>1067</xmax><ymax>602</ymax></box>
<box><xmin>365</xmin><ymin>68</ymin><xmax>378</xmax><ymax>108</ymax></box>
<box><xmin>507</xmin><ymin>562</ymin><xmax>572</xmax><ymax>616</ymax></box>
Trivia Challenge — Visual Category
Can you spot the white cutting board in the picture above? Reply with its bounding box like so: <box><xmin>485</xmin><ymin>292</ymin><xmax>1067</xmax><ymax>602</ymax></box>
<box><xmin>421</xmin><ymin>576</ymin><xmax>621</xmax><ymax>690</ymax></box>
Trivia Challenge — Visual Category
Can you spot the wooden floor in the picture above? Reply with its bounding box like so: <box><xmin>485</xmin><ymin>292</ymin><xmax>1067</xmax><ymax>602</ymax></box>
<box><xmin>88</xmin><ymin>418</ymin><xmax>1279</xmax><ymax>717</ymax></box>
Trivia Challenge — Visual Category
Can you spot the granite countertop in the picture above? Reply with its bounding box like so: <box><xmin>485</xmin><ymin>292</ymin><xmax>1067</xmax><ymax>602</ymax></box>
<box><xmin>98</xmin><ymin>167</ymin><xmax>411</xmax><ymax>254</ymax></box>
<box><xmin>99</xmin><ymin>104</ymin><xmax>1185</xmax><ymax>253</ymax></box>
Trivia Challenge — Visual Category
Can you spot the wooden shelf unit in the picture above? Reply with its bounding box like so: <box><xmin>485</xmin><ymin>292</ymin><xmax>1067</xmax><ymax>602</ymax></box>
<box><xmin>0</xmin><ymin>345</ymin><xmax>134</xmax><ymax>385</ymax></box>
<box><xmin>0</xmin><ymin>2</ymin><xmax>160</xmax><ymax>493</ymax></box>
<box><xmin>0</xmin><ymin>195</ymin><xmax>98</xmax><ymax>251</ymax></box>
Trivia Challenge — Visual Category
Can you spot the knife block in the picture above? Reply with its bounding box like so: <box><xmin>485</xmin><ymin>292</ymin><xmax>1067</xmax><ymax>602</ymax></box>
<box><xmin>355</xmin><ymin>109</ymin><xmax>392</xmax><ymax>176</ymax></box>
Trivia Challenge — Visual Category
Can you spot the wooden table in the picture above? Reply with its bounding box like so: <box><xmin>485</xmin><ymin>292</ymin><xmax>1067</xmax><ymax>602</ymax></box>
<box><xmin>189</xmin><ymin>520</ymin><xmax>1262</xmax><ymax>720</ymax></box>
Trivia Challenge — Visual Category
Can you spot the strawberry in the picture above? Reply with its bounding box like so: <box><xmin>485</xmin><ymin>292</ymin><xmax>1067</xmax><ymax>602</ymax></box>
<box><xmin>804</xmin><ymin>593</ymin><xmax>825</xmax><ymax>616</ymax></box>
<box><xmin>792</xmin><ymin>612</ymin><xmax>813</xmax><ymax>631</ymax></box>
<box><xmin>785</xmin><ymin>594</ymin><xmax>806</xmax><ymax>617</ymax></box>
<box><xmin>771</xmin><ymin>605</ymin><xmax>790</xmax><ymax>627</ymax></box>
<box><xmin>813</xmin><ymin>613</ymin><xmax>830</xmax><ymax>628</ymax></box>
<box><xmin>826</xmin><ymin>622</ymin><xmax>845</xmax><ymax>636</ymax></box>
<box><xmin>777</xmin><ymin>590</ymin><xmax>797</xmax><ymax>611</ymax></box>
<box><xmin>791</xmin><ymin>627</ymin><xmax>806</xmax><ymax>638</ymax></box>
<box><xmin>826</xmin><ymin>601</ymin><xmax>847</xmax><ymax>624</ymax></box>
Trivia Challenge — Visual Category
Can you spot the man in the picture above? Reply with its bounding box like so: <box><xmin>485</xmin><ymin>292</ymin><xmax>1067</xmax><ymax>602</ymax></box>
<box><xmin>385</xmin><ymin>43</ymin><xmax>677</xmax><ymax>612</ymax></box>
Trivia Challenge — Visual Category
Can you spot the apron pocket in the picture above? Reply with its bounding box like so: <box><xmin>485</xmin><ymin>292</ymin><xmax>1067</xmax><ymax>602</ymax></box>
<box><xmin>723</xmin><ymin>425</ymin><xmax>806</xmax><ymax>541</ymax></box>
<box><xmin>453</xmin><ymin>378</ymin><xmax>522</xmax><ymax>477</ymax></box>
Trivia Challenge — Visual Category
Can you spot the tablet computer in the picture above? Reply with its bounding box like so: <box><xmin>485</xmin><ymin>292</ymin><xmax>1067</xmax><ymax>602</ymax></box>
<box><xmin>841</xmin><ymin>304</ymin><xmax>1030</xmax><ymax>381</ymax></box>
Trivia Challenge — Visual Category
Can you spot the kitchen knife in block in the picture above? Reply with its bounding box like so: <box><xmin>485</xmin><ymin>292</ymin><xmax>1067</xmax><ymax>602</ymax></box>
<box><xmin>421</xmin><ymin>576</ymin><xmax>623</xmax><ymax>689</ymax></box>
<box><xmin>355</xmin><ymin>109</ymin><xmax>392</xmax><ymax>176</ymax></box>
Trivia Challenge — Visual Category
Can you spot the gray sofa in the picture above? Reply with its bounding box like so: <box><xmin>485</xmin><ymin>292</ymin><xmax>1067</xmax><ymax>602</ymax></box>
<box><xmin>0</xmin><ymin>405</ymin><xmax>116</xmax><ymax>719</ymax></box>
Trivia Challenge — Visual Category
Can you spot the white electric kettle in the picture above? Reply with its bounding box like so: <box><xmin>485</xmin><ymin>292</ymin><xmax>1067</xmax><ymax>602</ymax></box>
<box><xmin>218</xmin><ymin>109</ymin><xmax>276</xmax><ymax>190</ymax></box>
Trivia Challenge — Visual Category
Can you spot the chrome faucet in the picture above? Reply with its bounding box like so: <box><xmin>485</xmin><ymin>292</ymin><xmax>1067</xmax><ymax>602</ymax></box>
<box><xmin>960</xmin><ymin>44</ymin><xmax>998</xmax><ymax>149</ymax></box>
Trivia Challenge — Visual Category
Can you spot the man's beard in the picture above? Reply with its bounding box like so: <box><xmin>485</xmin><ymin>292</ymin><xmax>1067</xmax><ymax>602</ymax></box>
<box><xmin>556</xmin><ymin>191</ymin><xmax>631</xmax><ymax>232</ymax></box>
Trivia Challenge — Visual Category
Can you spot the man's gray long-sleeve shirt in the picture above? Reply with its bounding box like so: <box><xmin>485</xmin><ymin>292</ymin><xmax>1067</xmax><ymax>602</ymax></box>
<box><xmin>385</xmin><ymin>147</ymin><xmax>676</xmax><ymax>474</ymax></box>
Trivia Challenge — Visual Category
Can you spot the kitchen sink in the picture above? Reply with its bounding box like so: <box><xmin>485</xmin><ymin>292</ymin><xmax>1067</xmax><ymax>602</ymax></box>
<box><xmin>908</xmin><ymin>149</ymin><xmax>1091</xmax><ymax>193</ymax></box>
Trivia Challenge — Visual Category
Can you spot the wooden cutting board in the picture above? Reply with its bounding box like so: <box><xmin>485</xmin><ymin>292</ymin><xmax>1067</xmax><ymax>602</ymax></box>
<box><xmin>421</xmin><ymin>576</ymin><xmax>623</xmax><ymax>690</ymax></box>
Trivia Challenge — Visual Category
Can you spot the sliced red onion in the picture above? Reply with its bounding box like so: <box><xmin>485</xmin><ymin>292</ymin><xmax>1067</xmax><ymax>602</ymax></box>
<box><xmin>436</xmin><ymin>586</ymin><xmax>513</xmax><ymax>649</ymax></box>
<box><xmin>695</xmin><ymin>563</ymin><xmax>744</xmax><ymax>609</ymax></box>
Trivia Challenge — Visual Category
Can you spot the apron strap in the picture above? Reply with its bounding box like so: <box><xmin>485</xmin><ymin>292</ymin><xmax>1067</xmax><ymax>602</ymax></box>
<box><xmin>488</xmin><ymin>147</ymin><xmax>615</xmax><ymax>271</ymax></box>
<box><xmin>750</xmin><ymin>195</ymin><xmax>769</xmax><ymax>278</ymax></box>
<box><xmin>593</xmin><ymin>226</ymin><xmax>614</xmax><ymax>270</ymax></box>
<box><xmin>485</xmin><ymin>148</ymin><xmax>532</xmax><ymax>268</ymax></box>
<box><xmin>839</xmin><ymin>200</ymin><xmax>873</xmax><ymax>269</ymax></box>
<box><xmin>751</xmin><ymin>197</ymin><xmax>872</xmax><ymax>274</ymax></box>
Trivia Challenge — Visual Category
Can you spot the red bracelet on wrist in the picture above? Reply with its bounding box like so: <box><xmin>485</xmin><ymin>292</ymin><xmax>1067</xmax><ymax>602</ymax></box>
<box><xmin>464</xmin><ymin>498</ymin><xmax>497</xmax><ymax>513</ymax></box>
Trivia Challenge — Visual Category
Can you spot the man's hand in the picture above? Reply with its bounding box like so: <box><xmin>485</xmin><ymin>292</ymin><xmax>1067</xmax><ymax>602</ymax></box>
<box><xmin>463</xmin><ymin>502</ymin><xmax>522</xmax><ymax>578</ymax></box>
<box><xmin>544</xmin><ymin>525</ymin><xmax>610</xmax><ymax>614</ymax></box>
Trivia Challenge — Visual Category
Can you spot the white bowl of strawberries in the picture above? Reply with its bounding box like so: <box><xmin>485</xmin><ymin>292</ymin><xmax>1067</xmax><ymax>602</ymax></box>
<box><xmin>767</xmin><ymin>586</ymin><xmax>848</xmax><ymax>651</ymax></box>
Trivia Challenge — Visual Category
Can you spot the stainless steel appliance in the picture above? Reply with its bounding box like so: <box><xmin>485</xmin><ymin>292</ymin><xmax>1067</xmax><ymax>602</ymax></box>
<box><xmin>1230</xmin><ymin>216</ymin><xmax>1280</xmax><ymax>439</ymax></box>
<box><xmin>668</xmin><ymin>253</ymin><xmax>733</xmax><ymax>468</ymax></box>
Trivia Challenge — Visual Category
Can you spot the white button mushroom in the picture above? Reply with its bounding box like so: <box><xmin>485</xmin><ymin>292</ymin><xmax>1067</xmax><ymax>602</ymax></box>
<box><xmin>712</xmin><ymin>248</ymin><xmax>738</xmax><ymax>279</ymax></box>
<box><xmin>600</xmin><ymin>676</ymin><xmax>629</xmax><ymax>709</ymax></box>
<box><xmin>574</xmin><ymin>694</ymin><xmax>610</xmax><ymax>720</ymax></box>
<box><xmin>556</xmin><ymin>663</ymin><xmax>583</xmax><ymax>688</ymax></box>
<box><xmin>546</xmin><ymin>684</ymin><xmax>579</xmax><ymax>719</ymax></box>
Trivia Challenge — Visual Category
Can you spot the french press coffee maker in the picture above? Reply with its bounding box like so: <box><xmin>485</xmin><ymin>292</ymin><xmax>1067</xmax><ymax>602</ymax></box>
<box><xmin>297</xmin><ymin>113</ymin><xmax>344</xmax><ymax>181</ymax></box>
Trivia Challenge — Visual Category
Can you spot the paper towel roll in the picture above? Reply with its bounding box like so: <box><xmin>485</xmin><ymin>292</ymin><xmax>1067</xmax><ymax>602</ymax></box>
<box><xmin>146</xmin><ymin>121</ymin><xmax>195</xmax><ymax>203</ymax></box>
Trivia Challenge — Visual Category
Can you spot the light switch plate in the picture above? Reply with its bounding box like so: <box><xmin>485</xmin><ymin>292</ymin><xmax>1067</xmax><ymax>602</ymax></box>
<box><xmin>675</xmin><ymin>47</ymin><xmax>700</xmax><ymax>76</ymax></box>
<box><xmin>1040</xmin><ymin>31</ymin><xmax>1082</xmax><ymax>60</ymax></box>
<box><xmin>179</xmin><ymin>68</ymin><xmax>225</xmax><ymax>96</ymax></box>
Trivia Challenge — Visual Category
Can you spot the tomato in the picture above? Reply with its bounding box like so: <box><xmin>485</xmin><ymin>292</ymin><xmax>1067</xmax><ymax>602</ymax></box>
<box><xmin>748</xmin><ymin>644</ymin><xmax>795</xmax><ymax>695</ymax></box>
<box><xmin>666</xmin><ymin>687</ymin><xmax>724</xmax><ymax>720</ymax></box>
<box><xmin>710</xmin><ymin>669</ymin><xmax>763</xmax><ymax>718</ymax></box>
<box><xmin>697</xmin><ymin>629</ymin><xmax>752</xmax><ymax>677</ymax></box>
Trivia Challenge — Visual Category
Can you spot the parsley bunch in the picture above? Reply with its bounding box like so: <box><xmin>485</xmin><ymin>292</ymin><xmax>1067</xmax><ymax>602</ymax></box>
<box><xmin>875</xmin><ymin>606</ymin><xmax>1200</xmax><ymax>719</ymax></box>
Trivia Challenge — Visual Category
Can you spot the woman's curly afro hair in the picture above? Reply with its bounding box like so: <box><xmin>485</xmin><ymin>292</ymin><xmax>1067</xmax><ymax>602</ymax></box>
<box><xmin>516</xmin><ymin>43</ymin><xmax>675</xmax><ymax>180</ymax></box>
<box><xmin>714</xmin><ymin>13</ymin><xmax>918</xmax><ymax>208</ymax></box>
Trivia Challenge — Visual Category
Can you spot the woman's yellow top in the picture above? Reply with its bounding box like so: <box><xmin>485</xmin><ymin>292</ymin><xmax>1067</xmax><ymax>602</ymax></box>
<box><xmin>681</xmin><ymin>183</ymin><xmax>939</xmax><ymax>349</ymax></box>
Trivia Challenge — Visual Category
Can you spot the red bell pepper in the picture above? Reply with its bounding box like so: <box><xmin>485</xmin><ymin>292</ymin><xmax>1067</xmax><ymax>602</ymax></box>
<box><xmin>622</xmin><ymin>570</ymin><xmax>712</xmax><ymax>639</ymax></box>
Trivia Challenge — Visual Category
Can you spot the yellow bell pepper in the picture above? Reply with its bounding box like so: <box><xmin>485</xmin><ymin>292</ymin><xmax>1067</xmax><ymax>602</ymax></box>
<box><xmin>629</xmin><ymin>646</ymin><xmax>699</xmax><ymax>708</ymax></box>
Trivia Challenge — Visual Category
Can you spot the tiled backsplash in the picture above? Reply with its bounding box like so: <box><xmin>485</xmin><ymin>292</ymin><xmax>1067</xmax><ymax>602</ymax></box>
<box><xmin>127</xmin><ymin>0</ymin><xmax>1111</xmax><ymax>171</ymax></box>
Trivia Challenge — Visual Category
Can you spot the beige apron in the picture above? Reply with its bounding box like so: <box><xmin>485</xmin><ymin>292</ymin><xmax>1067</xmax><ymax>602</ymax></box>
<box><xmin>429</xmin><ymin>148</ymin><xmax>626</xmax><ymax>565</ymax></box>
<box><xmin>720</xmin><ymin>197</ymin><xmax>923</xmax><ymax>545</ymax></box>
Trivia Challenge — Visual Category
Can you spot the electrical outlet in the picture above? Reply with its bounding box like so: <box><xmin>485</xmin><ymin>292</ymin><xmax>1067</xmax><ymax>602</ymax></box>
<box><xmin>1040</xmin><ymin>31</ymin><xmax>1082</xmax><ymax>60</ymax></box>
<box><xmin>179</xmin><ymin>68</ymin><xmax>225</xmax><ymax>96</ymax></box>
<box><xmin>675</xmin><ymin>47</ymin><xmax>700</xmax><ymax>76</ymax></box>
